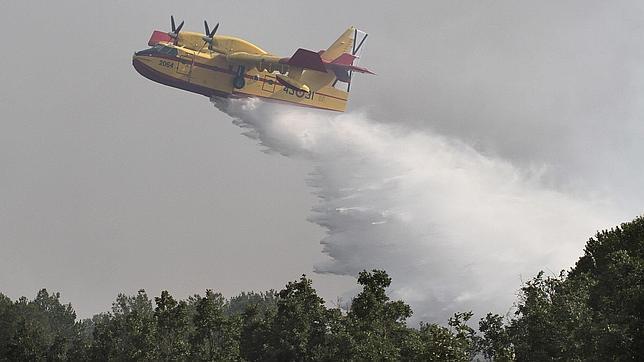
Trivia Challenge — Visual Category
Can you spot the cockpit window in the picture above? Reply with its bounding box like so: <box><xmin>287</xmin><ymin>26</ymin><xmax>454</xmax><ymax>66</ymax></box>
<box><xmin>158</xmin><ymin>46</ymin><xmax>178</xmax><ymax>56</ymax></box>
<box><xmin>136</xmin><ymin>45</ymin><xmax>178</xmax><ymax>57</ymax></box>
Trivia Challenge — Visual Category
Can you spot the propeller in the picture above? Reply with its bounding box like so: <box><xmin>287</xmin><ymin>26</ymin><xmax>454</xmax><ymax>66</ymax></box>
<box><xmin>168</xmin><ymin>15</ymin><xmax>184</xmax><ymax>43</ymax></box>
<box><xmin>202</xmin><ymin>20</ymin><xmax>221</xmax><ymax>51</ymax></box>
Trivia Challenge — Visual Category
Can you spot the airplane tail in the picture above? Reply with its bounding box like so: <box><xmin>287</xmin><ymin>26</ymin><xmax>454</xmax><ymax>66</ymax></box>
<box><xmin>320</xmin><ymin>26</ymin><xmax>372</xmax><ymax>92</ymax></box>
<box><xmin>282</xmin><ymin>27</ymin><xmax>373</xmax><ymax>94</ymax></box>
<box><xmin>321</xmin><ymin>27</ymin><xmax>366</xmax><ymax>61</ymax></box>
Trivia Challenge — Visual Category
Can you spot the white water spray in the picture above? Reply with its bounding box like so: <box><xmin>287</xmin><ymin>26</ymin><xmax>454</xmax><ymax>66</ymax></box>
<box><xmin>214</xmin><ymin>97</ymin><xmax>617</xmax><ymax>322</ymax></box>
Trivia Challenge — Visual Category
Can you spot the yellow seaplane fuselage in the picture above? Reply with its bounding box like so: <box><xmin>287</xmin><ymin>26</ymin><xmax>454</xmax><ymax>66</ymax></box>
<box><xmin>132</xmin><ymin>25</ymin><xmax>372</xmax><ymax>112</ymax></box>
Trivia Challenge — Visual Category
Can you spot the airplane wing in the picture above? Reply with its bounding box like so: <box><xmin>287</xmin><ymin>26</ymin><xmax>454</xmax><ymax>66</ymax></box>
<box><xmin>225</xmin><ymin>27</ymin><xmax>373</xmax><ymax>93</ymax></box>
<box><xmin>225</xmin><ymin>48</ymin><xmax>330</xmax><ymax>92</ymax></box>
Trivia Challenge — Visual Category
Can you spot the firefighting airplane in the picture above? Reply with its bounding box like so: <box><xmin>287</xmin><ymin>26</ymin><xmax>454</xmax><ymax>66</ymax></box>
<box><xmin>132</xmin><ymin>17</ymin><xmax>374</xmax><ymax>112</ymax></box>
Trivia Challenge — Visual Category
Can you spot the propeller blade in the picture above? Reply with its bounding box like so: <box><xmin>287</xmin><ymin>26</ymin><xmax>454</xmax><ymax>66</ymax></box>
<box><xmin>171</xmin><ymin>15</ymin><xmax>176</xmax><ymax>32</ymax></box>
<box><xmin>175</xmin><ymin>20</ymin><xmax>184</xmax><ymax>33</ymax></box>
<box><xmin>204</xmin><ymin>20</ymin><xmax>210</xmax><ymax>36</ymax></box>
<box><xmin>210</xmin><ymin>23</ymin><xmax>219</xmax><ymax>37</ymax></box>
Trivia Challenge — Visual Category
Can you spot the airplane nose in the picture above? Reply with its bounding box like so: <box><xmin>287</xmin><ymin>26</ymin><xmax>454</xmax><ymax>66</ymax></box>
<box><xmin>132</xmin><ymin>53</ymin><xmax>160</xmax><ymax>85</ymax></box>
<box><xmin>132</xmin><ymin>55</ymin><xmax>146</xmax><ymax>75</ymax></box>
<box><xmin>132</xmin><ymin>53</ymin><xmax>148</xmax><ymax>66</ymax></box>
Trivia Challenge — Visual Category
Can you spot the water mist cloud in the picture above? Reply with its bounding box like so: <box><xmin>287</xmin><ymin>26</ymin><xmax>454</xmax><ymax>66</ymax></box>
<box><xmin>215</xmin><ymin>97</ymin><xmax>619</xmax><ymax>322</ymax></box>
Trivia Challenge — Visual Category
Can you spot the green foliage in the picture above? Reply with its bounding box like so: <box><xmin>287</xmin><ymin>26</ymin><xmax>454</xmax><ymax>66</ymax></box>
<box><xmin>346</xmin><ymin>270</ymin><xmax>413</xmax><ymax>360</ymax></box>
<box><xmin>0</xmin><ymin>215</ymin><xmax>641</xmax><ymax>361</ymax></box>
<box><xmin>478</xmin><ymin>313</ymin><xmax>513</xmax><ymax>361</ymax></box>
<box><xmin>265</xmin><ymin>275</ymin><xmax>332</xmax><ymax>360</ymax></box>
<box><xmin>226</xmin><ymin>290</ymin><xmax>278</xmax><ymax>317</ymax></box>
<box><xmin>509</xmin><ymin>215</ymin><xmax>644</xmax><ymax>361</ymax></box>
<box><xmin>154</xmin><ymin>290</ymin><xmax>191</xmax><ymax>360</ymax></box>
<box><xmin>90</xmin><ymin>289</ymin><xmax>157</xmax><ymax>360</ymax></box>
<box><xmin>509</xmin><ymin>272</ymin><xmax>584</xmax><ymax>360</ymax></box>
<box><xmin>572</xmin><ymin>216</ymin><xmax>644</xmax><ymax>358</ymax></box>
<box><xmin>239</xmin><ymin>304</ymin><xmax>272</xmax><ymax>361</ymax></box>
<box><xmin>190</xmin><ymin>289</ymin><xmax>240</xmax><ymax>360</ymax></box>
<box><xmin>0</xmin><ymin>289</ymin><xmax>78</xmax><ymax>360</ymax></box>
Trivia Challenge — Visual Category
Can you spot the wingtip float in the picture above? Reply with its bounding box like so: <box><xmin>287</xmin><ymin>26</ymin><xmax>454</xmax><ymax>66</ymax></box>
<box><xmin>132</xmin><ymin>17</ymin><xmax>374</xmax><ymax>112</ymax></box>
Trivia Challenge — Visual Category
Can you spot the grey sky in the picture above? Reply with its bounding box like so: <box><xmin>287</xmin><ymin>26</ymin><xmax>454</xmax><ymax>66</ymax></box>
<box><xmin>1</xmin><ymin>1</ymin><xmax>643</xmax><ymax>318</ymax></box>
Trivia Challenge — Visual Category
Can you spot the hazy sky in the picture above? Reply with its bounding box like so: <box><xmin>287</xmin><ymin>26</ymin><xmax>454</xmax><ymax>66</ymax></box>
<box><xmin>1</xmin><ymin>1</ymin><xmax>642</xmax><ymax>319</ymax></box>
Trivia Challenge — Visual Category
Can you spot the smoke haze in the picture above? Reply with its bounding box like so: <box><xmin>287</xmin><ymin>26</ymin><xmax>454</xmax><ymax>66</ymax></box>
<box><xmin>215</xmin><ymin>98</ymin><xmax>621</xmax><ymax>321</ymax></box>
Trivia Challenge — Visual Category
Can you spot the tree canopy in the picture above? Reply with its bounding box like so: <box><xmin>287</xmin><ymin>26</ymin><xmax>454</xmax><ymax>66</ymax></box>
<box><xmin>0</xmin><ymin>215</ymin><xmax>642</xmax><ymax>361</ymax></box>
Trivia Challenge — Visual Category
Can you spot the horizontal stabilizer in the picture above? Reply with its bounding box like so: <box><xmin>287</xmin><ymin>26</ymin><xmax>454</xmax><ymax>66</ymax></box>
<box><xmin>344</xmin><ymin>64</ymin><xmax>375</xmax><ymax>75</ymax></box>
<box><xmin>326</xmin><ymin>62</ymin><xmax>375</xmax><ymax>75</ymax></box>
<box><xmin>276</xmin><ymin>74</ymin><xmax>311</xmax><ymax>93</ymax></box>
<box><xmin>148</xmin><ymin>30</ymin><xmax>173</xmax><ymax>46</ymax></box>
<box><xmin>287</xmin><ymin>48</ymin><xmax>327</xmax><ymax>73</ymax></box>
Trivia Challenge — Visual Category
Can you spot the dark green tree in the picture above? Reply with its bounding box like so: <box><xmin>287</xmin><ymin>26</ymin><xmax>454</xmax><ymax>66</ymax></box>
<box><xmin>478</xmin><ymin>313</ymin><xmax>513</xmax><ymax>361</ymax></box>
<box><xmin>265</xmin><ymin>275</ymin><xmax>335</xmax><ymax>361</ymax></box>
<box><xmin>346</xmin><ymin>270</ymin><xmax>413</xmax><ymax>360</ymax></box>
<box><xmin>226</xmin><ymin>290</ymin><xmax>278</xmax><ymax>317</ymax></box>
<box><xmin>66</xmin><ymin>318</ymin><xmax>95</xmax><ymax>361</ymax></box>
<box><xmin>571</xmin><ymin>216</ymin><xmax>644</xmax><ymax>359</ymax></box>
<box><xmin>190</xmin><ymin>289</ymin><xmax>240</xmax><ymax>360</ymax></box>
<box><xmin>239</xmin><ymin>303</ymin><xmax>273</xmax><ymax>361</ymax></box>
<box><xmin>90</xmin><ymin>289</ymin><xmax>156</xmax><ymax>360</ymax></box>
<box><xmin>0</xmin><ymin>289</ymin><xmax>78</xmax><ymax>360</ymax></box>
<box><xmin>509</xmin><ymin>215</ymin><xmax>644</xmax><ymax>361</ymax></box>
<box><xmin>154</xmin><ymin>290</ymin><xmax>191</xmax><ymax>360</ymax></box>
<box><xmin>402</xmin><ymin>312</ymin><xmax>481</xmax><ymax>361</ymax></box>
